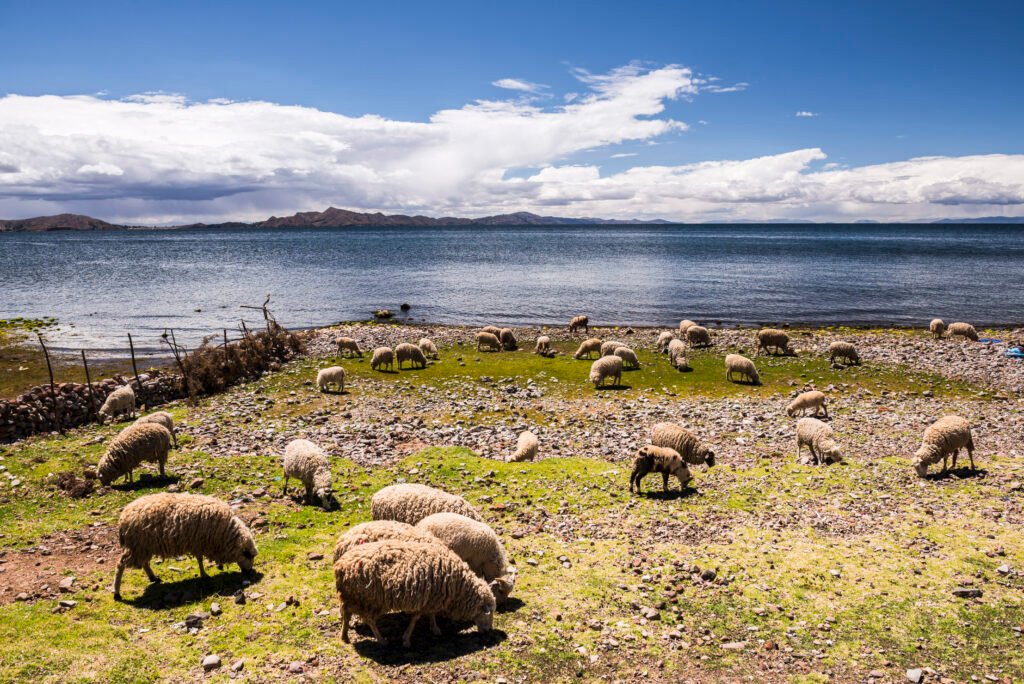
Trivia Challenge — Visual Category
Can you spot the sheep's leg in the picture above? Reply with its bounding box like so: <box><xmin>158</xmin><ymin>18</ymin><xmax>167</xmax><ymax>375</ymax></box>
<box><xmin>822</xmin><ymin>403</ymin><xmax>829</xmax><ymax>418</ymax></box>
<box><xmin>661</xmin><ymin>472</ymin><xmax>669</xmax><ymax>492</ymax></box>
<box><xmin>113</xmin><ymin>554</ymin><xmax>128</xmax><ymax>600</ymax></box>
<box><xmin>402</xmin><ymin>613</ymin><xmax>421</xmax><ymax>648</ymax></box>
<box><xmin>941</xmin><ymin>455</ymin><xmax>948</xmax><ymax>473</ymax></box>
<box><xmin>142</xmin><ymin>560</ymin><xmax>160</xmax><ymax>583</ymax></box>
<box><xmin>951</xmin><ymin>449</ymin><xmax>958</xmax><ymax>470</ymax></box>
<box><xmin>159</xmin><ymin>459</ymin><xmax>165</xmax><ymax>478</ymax></box>
<box><xmin>796</xmin><ymin>440</ymin><xmax>801</xmax><ymax>462</ymax></box>
<box><xmin>428</xmin><ymin>614</ymin><xmax>441</xmax><ymax>635</ymax></box>
<box><xmin>282</xmin><ymin>476</ymin><xmax>289</xmax><ymax>496</ymax></box>
<box><xmin>366</xmin><ymin>617</ymin><xmax>387</xmax><ymax>645</ymax></box>
<box><xmin>340</xmin><ymin>602</ymin><xmax>350</xmax><ymax>643</ymax></box>
<box><xmin>967</xmin><ymin>445</ymin><xmax>975</xmax><ymax>470</ymax></box>
<box><xmin>197</xmin><ymin>555</ymin><xmax>208</xmax><ymax>578</ymax></box>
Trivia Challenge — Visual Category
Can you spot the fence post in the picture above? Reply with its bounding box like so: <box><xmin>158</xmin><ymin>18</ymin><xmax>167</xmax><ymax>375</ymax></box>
<box><xmin>81</xmin><ymin>350</ymin><xmax>97</xmax><ymax>421</ymax></box>
<box><xmin>36</xmin><ymin>333</ymin><xmax>63</xmax><ymax>434</ymax></box>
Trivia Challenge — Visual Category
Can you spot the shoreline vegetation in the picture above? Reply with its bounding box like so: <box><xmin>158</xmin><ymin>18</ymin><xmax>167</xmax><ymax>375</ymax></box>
<box><xmin>0</xmin><ymin>319</ymin><xmax>1021</xmax><ymax>682</ymax></box>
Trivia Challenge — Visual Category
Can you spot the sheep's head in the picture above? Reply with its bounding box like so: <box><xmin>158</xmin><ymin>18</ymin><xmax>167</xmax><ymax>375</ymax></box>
<box><xmin>474</xmin><ymin>600</ymin><xmax>496</xmax><ymax>634</ymax></box>
<box><xmin>96</xmin><ymin>459</ymin><xmax>115</xmax><ymax>486</ymax></box>
<box><xmin>317</xmin><ymin>488</ymin><xmax>339</xmax><ymax>511</ymax></box>
<box><xmin>671</xmin><ymin>459</ymin><xmax>693</xmax><ymax>485</ymax></box>
<box><xmin>912</xmin><ymin>456</ymin><xmax>930</xmax><ymax>478</ymax></box>
<box><xmin>490</xmin><ymin>571</ymin><xmax>517</xmax><ymax>605</ymax></box>
<box><xmin>823</xmin><ymin>446</ymin><xmax>843</xmax><ymax>464</ymax></box>
<box><xmin>699</xmin><ymin>447</ymin><xmax>716</xmax><ymax>468</ymax></box>
<box><xmin>786</xmin><ymin>403</ymin><xmax>797</xmax><ymax>417</ymax></box>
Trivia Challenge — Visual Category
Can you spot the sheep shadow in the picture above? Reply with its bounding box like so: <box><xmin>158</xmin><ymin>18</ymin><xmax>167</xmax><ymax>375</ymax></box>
<box><xmin>373</xmin><ymin>369</ymin><xmax>400</xmax><ymax>375</ymax></box>
<box><xmin>127</xmin><ymin>569</ymin><xmax>264</xmax><ymax>609</ymax></box>
<box><xmin>319</xmin><ymin>389</ymin><xmax>349</xmax><ymax>396</ymax></box>
<box><xmin>496</xmin><ymin>597</ymin><xmax>525</xmax><ymax>614</ymax></box>
<box><xmin>637</xmin><ymin>487</ymin><xmax>699</xmax><ymax>501</ymax></box>
<box><xmin>397</xmin><ymin>366</ymin><xmax>428</xmax><ymax>372</ymax></box>
<box><xmin>110</xmin><ymin>474</ymin><xmax>181</xmax><ymax>492</ymax></box>
<box><xmin>350</xmin><ymin>616</ymin><xmax>507</xmax><ymax>664</ymax></box>
<box><xmin>927</xmin><ymin>467</ymin><xmax>986</xmax><ymax>481</ymax></box>
<box><xmin>595</xmin><ymin>384</ymin><xmax>631</xmax><ymax>391</ymax></box>
<box><xmin>728</xmin><ymin>380</ymin><xmax>761</xmax><ymax>387</ymax></box>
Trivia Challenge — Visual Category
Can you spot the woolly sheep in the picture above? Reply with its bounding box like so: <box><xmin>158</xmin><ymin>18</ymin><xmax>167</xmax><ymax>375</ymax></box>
<box><xmin>499</xmin><ymin>328</ymin><xmax>518</xmax><ymax>350</ymax></box>
<box><xmin>629</xmin><ymin>445</ymin><xmax>692</xmax><ymax>494</ymax></box>
<box><xmin>614</xmin><ymin>346</ymin><xmax>641</xmax><ymax>370</ymax></box>
<box><xmin>370</xmin><ymin>346</ymin><xmax>395</xmax><ymax>371</ymax></box>
<box><xmin>725</xmin><ymin>353</ymin><xmax>761</xmax><ymax>385</ymax></box>
<box><xmin>667</xmin><ymin>338</ymin><xmax>689</xmax><ymax>370</ymax></box>
<box><xmin>912</xmin><ymin>415</ymin><xmax>975</xmax><ymax>477</ymax></box>
<box><xmin>395</xmin><ymin>342</ymin><xmax>427</xmax><ymax>369</ymax></box>
<box><xmin>371</xmin><ymin>483</ymin><xmax>482</xmax><ymax>525</ymax></box>
<box><xmin>97</xmin><ymin>422</ymin><xmax>173</xmax><ymax>486</ymax></box>
<box><xmin>929</xmin><ymin>318</ymin><xmax>945</xmax><ymax>339</ymax></box>
<box><xmin>795</xmin><ymin>417</ymin><xmax>842</xmax><ymax>465</ymax></box>
<box><xmin>656</xmin><ymin>331</ymin><xmax>676</xmax><ymax>353</ymax></box>
<box><xmin>678</xmin><ymin>319</ymin><xmax>696</xmax><ymax>335</ymax></box>
<box><xmin>569</xmin><ymin>315</ymin><xmax>589</xmax><ymax>333</ymax></box>
<box><xmin>334</xmin><ymin>539</ymin><xmax>495</xmax><ymax>647</ymax></box>
<box><xmin>756</xmin><ymin>328</ymin><xmax>793</xmax><ymax>356</ymax></box>
<box><xmin>476</xmin><ymin>331</ymin><xmax>502</xmax><ymax>352</ymax></box>
<box><xmin>332</xmin><ymin>520</ymin><xmax>440</xmax><ymax>563</ymax></box>
<box><xmin>480</xmin><ymin>325</ymin><xmax>502</xmax><ymax>337</ymax></box>
<box><xmin>134</xmin><ymin>411</ymin><xmax>177</xmax><ymax>447</ymax></box>
<box><xmin>573</xmin><ymin>338</ymin><xmax>602</xmax><ymax>359</ymax></box>
<box><xmin>509</xmin><ymin>430</ymin><xmax>538</xmax><ymax>462</ymax></box>
<box><xmin>947</xmin><ymin>322</ymin><xmax>979</xmax><ymax>341</ymax></box>
<box><xmin>335</xmin><ymin>336</ymin><xmax>363</xmax><ymax>357</ymax></box>
<box><xmin>686</xmin><ymin>325</ymin><xmax>712</xmax><ymax>347</ymax></box>
<box><xmin>786</xmin><ymin>390</ymin><xmax>828</xmax><ymax>418</ymax></box>
<box><xmin>317</xmin><ymin>366</ymin><xmax>346</xmax><ymax>392</ymax></box>
<box><xmin>651</xmin><ymin>422</ymin><xmax>716</xmax><ymax>467</ymax></box>
<box><xmin>418</xmin><ymin>337</ymin><xmax>439</xmax><ymax>359</ymax></box>
<box><xmin>534</xmin><ymin>335</ymin><xmax>551</xmax><ymax>354</ymax></box>
<box><xmin>828</xmin><ymin>341</ymin><xmax>860</xmax><ymax>365</ymax></box>
<box><xmin>282</xmin><ymin>439</ymin><xmax>338</xmax><ymax>510</ymax></box>
<box><xmin>416</xmin><ymin>512</ymin><xmax>516</xmax><ymax>603</ymax></box>
<box><xmin>599</xmin><ymin>340</ymin><xmax>624</xmax><ymax>357</ymax></box>
<box><xmin>589</xmin><ymin>355</ymin><xmax>623</xmax><ymax>388</ymax></box>
<box><xmin>98</xmin><ymin>384</ymin><xmax>136</xmax><ymax>423</ymax></box>
<box><xmin>113</xmin><ymin>493</ymin><xmax>257</xmax><ymax>600</ymax></box>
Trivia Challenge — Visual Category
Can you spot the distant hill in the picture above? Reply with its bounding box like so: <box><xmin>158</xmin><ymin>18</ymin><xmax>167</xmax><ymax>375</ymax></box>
<box><xmin>0</xmin><ymin>213</ymin><xmax>126</xmax><ymax>232</ymax></box>
<box><xmin>933</xmin><ymin>216</ymin><xmax>1024</xmax><ymax>224</ymax></box>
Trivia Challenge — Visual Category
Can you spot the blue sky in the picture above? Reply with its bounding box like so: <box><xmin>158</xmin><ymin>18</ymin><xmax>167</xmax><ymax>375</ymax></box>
<box><xmin>1</xmin><ymin>1</ymin><xmax>1022</xmax><ymax>222</ymax></box>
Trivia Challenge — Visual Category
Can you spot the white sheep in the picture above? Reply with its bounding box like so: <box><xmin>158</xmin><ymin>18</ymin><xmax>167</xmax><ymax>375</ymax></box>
<box><xmin>667</xmin><ymin>338</ymin><xmax>689</xmax><ymax>370</ymax></box>
<box><xmin>418</xmin><ymin>337</ymin><xmax>439</xmax><ymax>359</ymax></box>
<box><xmin>371</xmin><ymin>483</ymin><xmax>482</xmax><ymax>525</ymax></box>
<box><xmin>614</xmin><ymin>346</ymin><xmax>641</xmax><ymax>370</ymax></box>
<box><xmin>282</xmin><ymin>439</ymin><xmax>338</xmax><ymax>510</ymax></box>
<box><xmin>629</xmin><ymin>445</ymin><xmax>692</xmax><ymax>494</ymax></box>
<box><xmin>333</xmin><ymin>520</ymin><xmax>440</xmax><ymax>563</ymax></box>
<box><xmin>786</xmin><ymin>390</ymin><xmax>828</xmax><ymax>418</ymax></box>
<box><xmin>686</xmin><ymin>325</ymin><xmax>712</xmax><ymax>348</ymax></box>
<box><xmin>317</xmin><ymin>366</ymin><xmax>346</xmax><ymax>392</ymax></box>
<box><xmin>568</xmin><ymin>315</ymin><xmax>589</xmax><ymax>333</ymax></box>
<box><xmin>475</xmin><ymin>332</ymin><xmax>502</xmax><ymax>352</ymax></box>
<box><xmin>98</xmin><ymin>384</ymin><xmax>136</xmax><ymax>423</ymax></box>
<box><xmin>573</xmin><ymin>338</ymin><xmax>602</xmax><ymax>359</ymax></box>
<box><xmin>946</xmin><ymin>322</ymin><xmax>979</xmax><ymax>341</ymax></box>
<box><xmin>656</xmin><ymin>331</ymin><xmax>676</xmax><ymax>353</ymax></box>
<box><xmin>795</xmin><ymin>417</ymin><xmax>842</xmax><ymax>465</ymax></box>
<box><xmin>589</xmin><ymin>355</ymin><xmax>623</xmax><ymax>388</ymax></box>
<box><xmin>370</xmin><ymin>347</ymin><xmax>395</xmax><ymax>371</ymax></box>
<box><xmin>828</xmin><ymin>341</ymin><xmax>860</xmax><ymax>365</ymax></box>
<box><xmin>534</xmin><ymin>336</ymin><xmax>551</xmax><ymax>354</ymax></box>
<box><xmin>335</xmin><ymin>337</ymin><xmax>363</xmax><ymax>358</ymax></box>
<box><xmin>395</xmin><ymin>342</ymin><xmax>427</xmax><ymax>369</ymax></box>
<box><xmin>134</xmin><ymin>411</ymin><xmax>177</xmax><ymax>447</ymax></box>
<box><xmin>725</xmin><ymin>353</ymin><xmax>760</xmax><ymax>385</ymax></box>
<box><xmin>509</xmin><ymin>430</ymin><xmax>538</xmax><ymax>462</ymax></box>
<box><xmin>499</xmin><ymin>328</ymin><xmax>518</xmax><ymax>350</ymax></box>
<box><xmin>650</xmin><ymin>423</ymin><xmax>716</xmax><ymax>467</ymax></box>
<box><xmin>415</xmin><ymin>512</ymin><xmax>516</xmax><ymax>603</ymax></box>
<box><xmin>912</xmin><ymin>415</ymin><xmax>975</xmax><ymax>477</ymax></box>
<box><xmin>756</xmin><ymin>328</ymin><xmax>793</xmax><ymax>356</ymax></box>
<box><xmin>600</xmin><ymin>340</ymin><xmax>624</xmax><ymax>357</ymax></box>
<box><xmin>480</xmin><ymin>325</ymin><xmax>502</xmax><ymax>337</ymax></box>
<box><xmin>97</xmin><ymin>422</ymin><xmax>173</xmax><ymax>485</ymax></box>
<box><xmin>678</xmin><ymin>319</ymin><xmax>696</xmax><ymax>335</ymax></box>
<box><xmin>929</xmin><ymin>318</ymin><xmax>945</xmax><ymax>339</ymax></box>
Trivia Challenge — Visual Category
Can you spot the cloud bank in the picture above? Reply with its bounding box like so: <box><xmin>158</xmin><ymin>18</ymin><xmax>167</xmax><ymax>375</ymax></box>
<box><xmin>0</xmin><ymin>64</ymin><xmax>1022</xmax><ymax>224</ymax></box>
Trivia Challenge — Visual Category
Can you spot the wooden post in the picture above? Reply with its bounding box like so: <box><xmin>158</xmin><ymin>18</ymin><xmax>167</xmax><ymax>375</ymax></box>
<box><xmin>81</xmin><ymin>350</ymin><xmax>97</xmax><ymax>420</ymax></box>
<box><xmin>36</xmin><ymin>333</ymin><xmax>63</xmax><ymax>434</ymax></box>
<box><xmin>163</xmin><ymin>329</ymin><xmax>192</xmax><ymax>401</ymax></box>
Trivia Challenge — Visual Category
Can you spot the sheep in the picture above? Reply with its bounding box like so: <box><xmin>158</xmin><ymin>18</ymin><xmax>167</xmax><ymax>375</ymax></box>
<box><xmin>795</xmin><ymin>417</ymin><xmax>842</xmax><ymax>465</ymax></box>
<box><xmin>786</xmin><ymin>390</ymin><xmax>828</xmax><ymax>418</ymax></box>
<box><xmin>756</xmin><ymin>328</ymin><xmax>793</xmax><ymax>356</ymax></box>
<box><xmin>475</xmin><ymin>331</ymin><xmax>502</xmax><ymax>352</ymax></box>
<box><xmin>335</xmin><ymin>336</ymin><xmax>363</xmax><ymax>358</ymax></box>
<box><xmin>828</xmin><ymin>341</ymin><xmax>860</xmax><ymax>365</ymax></box>
<box><xmin>678</xmin><ymin>319</ymin><xmax>696</xmax><ymax>335</ymax></box>
<box><xmin>569</xmin><ymin>315</ymin><xmax>589</xmax><ymax>333</ymax></box>
<box><xmin>725</xmin><ymin>353</ymin><xmax>761</xmax><ymax>385</ymax></box>
<box><xmin>415</xmin><ymin>512</ymin><xmax>516</xmax><ymax>603</ymax></box>
<box><xmin>947</xmin><ymin>322</ymin><xmax>979</xmax><ymax>342</ymax></box>
<box><xmin>629</xmin><ymin>445</ymin><xmax>692</xmax><ymax>494</ymax></box>
<box><xmin>395</xmin><ymin>342</ymin><xmax>428</xmax><ymax>369</ymax></box>
<box><xmin>418</xmin><ymin>337</ymin><xmax>439</xmax><ymax>359</ymax></box>
<box><xmin>614</xmin><ymin>346</ymin><xmax>641</xmax><ymax>370</ymax></box>
<box><xmin>929</xmin><ymin>318</ymin><xmax>946</xmax><ymax>339</ymax></box>
<box><xmin>912</xmin><ymin>415</ymin><xmax>975</xmax><ymax>477</ymax></box>
<box><xmin>282</xmin><ymin>439</ymin><xmax>338</xmax><ymax>510</ymax></box>
<box><xmin>334</xmin><ymin>539</ymin><xmax>495</xmax><ymax>647</ymax></box>
<box><xmin>650</xmin><ymin>422</ymin><xmax>716</xmax><ymax>467</ymax></box>
<box><xmin>134</xmin><ymin>411</ymin><xmax>177</xmax><ymax>447</ymax></box>
<box><xmin>667</xmin><ymin>338</ymin><xmax>689</xmax><ymax>370</ymax></box>
<box><xmin>97</xmin><ymin>422</ymin><xmax>173</xmax><ymax>486</ymax></box>
<box><xmin>534</xmin><ymin>336</ymin><xmax>551</xmax><ymax>354</ymax></box>
<box><xmin>370</xmin><ymin>346</ymin><xmax>395</xmax><ymax>371</ymax></box>
<box><xmin>656</xmin><ymin>331</ymin><xmax>676</xmax><ymax>353</ymax></box>
<box><xmin>480</xmin><ymin>325</ymin><xmax>502</xmax><ymax>337</ymax></box>
<box><xmin>573</xmin><ymin>338</ymin><xmax>602</xmax><ymax>359</ymax></box>
<box><xmin>317</xmin><ymin>366</ymin><xmax>346</xmax><ymax>392</ymax></box>
<box><xmin>509</xmin><ymin>430</ymin><xmax>538</xmax><ymax>462</ymax></box>
<box><xmin>113</xmin><ymin>493</ymin><xmax>258</xmax><ymax>600</ymax></box>
<box><xmin>600</xmin><ymin>340</ymin><xmax>624</xmax><ymax>357</ymax></box>
<box><xmin>333</xmin><ymin>520</ymin><xmax>440</xmax><ymax>563</ymax></box>
<box><xmin>589</xmin><ymin>355</ymin><xmax>623</xmax><ymax>388</ymax></box>
<box><xmin>499</xmin><ymin>328</ymin><xmax>518</xmax><ymax>351</ymax></box>
<box><xmin>98</xmin><ymin>384</ymin><xmax>136</xmax><ymax>423</ymax></box>
<box><xmin>371</xmin><ymin>483</ymin><xmax>482</xmax><ymax>525</ymax></box>
<box><xmin>686</xmin><ymin>325</ymin><xmax>712</xmax><ymax>348</ymax></box>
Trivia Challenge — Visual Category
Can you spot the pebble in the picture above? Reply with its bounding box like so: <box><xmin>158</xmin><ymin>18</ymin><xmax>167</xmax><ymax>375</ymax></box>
<box><xmin>952</xmin><ymin>587</ymin><xmax>983</xmax><ymax>598</ymax></box>
<box><xmin>906</xmin><ymin>668</ymin><xmax>923</xmax><ymax>683</ymax></box>
<box><xmin>231</xmin><ymin>659</ymin><xmax>245</xmax><ymax>672</ymax></box>
<box><xmin>58</xmin><ymin>576</ymin><xmax>75</xmax><ymax>592</ymax></box>
<box><xmin>202</xmin><ymin>655</ymin><xmax>221</xmax><ymax>671</ymax></box>
<box><xmin>287</xmin><ymin>661</ymin><xmax>304</xmax><ymax>674</ymax></box>
<box><xmin>210</xmin><ymin>602</ymin><xmax>222</xmax><ymax>616</ymax></box>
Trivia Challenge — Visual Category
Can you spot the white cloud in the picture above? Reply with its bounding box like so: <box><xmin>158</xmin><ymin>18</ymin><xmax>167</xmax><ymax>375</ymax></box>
<box><xmin>492</xmin><ymin>78</ymin><xmax>546</xmax><ymax>93</ymax></box>
<box><xmin>610</xmin><ymin>153</ymin><xmax>637</xmax><ymax>159</ymax></box>
<box><xmin>795</xmin><ymin>111</ymin><xmax>819</xmax><ymax>118</ymax></box>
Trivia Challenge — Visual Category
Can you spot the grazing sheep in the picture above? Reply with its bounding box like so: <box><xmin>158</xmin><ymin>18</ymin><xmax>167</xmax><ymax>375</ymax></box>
<box><xmin>912</xmin><ymin>415</ymin><xmax>975</xmax><ymax>477</ymax></box>
<box><xmin>828</xmin><ymin>341</ymin><xmax>860</xmax><ymax>365</ymax></box>
<box><xmin>573</xmin><ymin>338</ymin><xmax>602</xmax><ymax>359</ymax></box>
<box><xmin>282</xmin><ymin>439</ymin><xmax>338</xmax><ymax>510</ymax></box>
<box><xmin>371</xmin><ymin>483</ymin><xmax>482</xmax><ymax>525</ymax></box>
<box><xmin>418</xmin><ymin>338</ymin><xmax>439</xmax><ymax>359</ymax></box>
<box><xmin>134</xmin><ymin>411</ymin><xmax>177</xmax><ymax>447</ymax></box>
<box><xmin>795</xmin><ymin>417</ymin><xmax>842</xmax><ymax>465</ymax></box>
<box><xmin>370</xmin><ymin>347</ymin><xmax>395</xmax><ymax>371</ymax></box>
<box><xmin>651</xmin><ymin>423</ymin><xmax>716</xmax><ymax>467</ymax></box>
<box><xmin>534</xmin><ymin>336</ymin><xmax>551</xmax><ymax>354</ymax></box>
<box><xmin>97</xmin><ymin>422</ymin><xmax>173</xmax><ymax>486</ymax></box>
<box><xmin>947</xmin><ymin>322</ymin><xmax>979</xmax><ymax>341</ymax></box>
<box><xmin>395</xmin><ymin>342</ymin><xmax>428</xmax><ymax>369</ymax></box>
<box><xmin>317</xmin><ymin>366</ymin><xmax>346</xmax><ymax>392</ymax></box>
<box><xmin>678</xmin><ymin>319</ymin><xmax>696</xmax><ymax>335</ymax></box>
<box><xmin>929</xmin><ymin>318</ymin><xmax>946</xmax><ymax>339</ymax></box>
<box><xmin>614</xmin><ymin>346</ymin><xmax>641</xmax><ymax>370</ymax></box>
<box><xmin>666</xmin><ymin>338</ymin><xmax>689</xmax><ymax>370</ymax></box>
<box><xmin>589</xmin><ymin>355</ymin><xmax>623</xmax><ymax>388</ymax></box>
<box><xmin>756</xmin><ymin>328</ymin><xmax>793</xmax><ymax>356</ymax></box>
<box><xmin>629</xmin><ymin>445</ymin><xmax>692</xmax><ymax>494</ymax></box>
<box><xmin>786</xmin><ymin>390</ymin><xmax>828</xmax><ymax>418</ymax></box>
<box><xmin>113</xmin><ymin>493</ymin><xmax>258</xmax><ymax>600</ymax></box>
<box><xmin>656</xmin><ymin>331</ymin><xmax>676</xmax><ymax>353</ymax></box>
<box><xmin>98</xmin><ymin>384</ymin><xmax>136</xmax><ymax>423</ymax></box>
<box><xmin>335</xmin><ymin>337</ymin><xmax>363</xmax><ymax>358</ymax></box>
<box><xmin>476</xmin><ymin>332</ymin><xmax>502</xmax><ymax>352</ymax></box>
<box><xmin>600</xmin><ymin>340</ymin><xmax>624</xmax><ymax>357</ymax></box>
<box><xmin>569</xmin><ymin>315</ymin><xmax>589</xmax><ymax>333</ymax></box>
<box><xmin>725</xmin><ymin>353</ymin><xmax>761</xmax><ymax>385</ymax></box>
<box><xmin>686</xmin><ymin>325</ymin><xmax>712</xmax><ymax>348</ymax></box>
<box><xmin>480</xmin><ymin>325</ymin><xmax>502</xmax><ymax>337</ymax></box>
<box><xmin>333</xmin><ymin>520</ymin><xmax>440</xmax><ymax>563</ymax></box>
<box><xmin>416</xmin><ymin>512</ymin><xmax>515</xmax><ymax>603</ymax></box>
<box><xmin>499</xmin><ymin>328</ymin><xmax>518</xmax><ymax>351</ymax></box>
<box><xmin>334</xmin><ymin>540</ymin><xmax>495</xmax><ymax>647</ymax></box>
<box><xmin>509</xmin><ymin>430</ymin><xmax>539</xmax><ymax>462</ymax></box>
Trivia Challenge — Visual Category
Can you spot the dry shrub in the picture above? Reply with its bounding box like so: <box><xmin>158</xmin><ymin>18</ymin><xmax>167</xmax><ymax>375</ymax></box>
<box><xmin>180</xmin><ymin>323</ymin><xmax>303</xmax><ymax>396</ymax></box>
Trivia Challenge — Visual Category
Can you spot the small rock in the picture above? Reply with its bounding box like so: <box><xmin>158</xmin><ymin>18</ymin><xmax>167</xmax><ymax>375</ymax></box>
<box><xmin>287</xmin><ymin>661</ymin><xmax>304</xmax><ymax>674</ymax></box>
<box><xmin>210</xmin><ymin>602</ymin><xmax>222</xmax><ymax>616</ymax></box>
<box><xmin>996</xmin><ymin>564</ymin><xmax>1010</xmax><ymax>575</ymax></box>
<box><xmin>58</xmin><ymin>576</ymin><xmax>76</xmax><ymax>592</ymax></box>
<box><xmin>720</xmin><ymin>641</ymin><xmax>746</xmax><ymax>651</ymax></box>
<box><xmin>952</xmin><ymin>587</ymin><xmax>982</xmax><ymax>598</ymax></box>
<box><xmin>188</xmin><ymin>477</ymin><xmax>204</xmax><ymax>489</ymax></box>
<box><xmin>233</xmin><ymin>590</ymin><xmax>247</xmax><ymax>605</ymax></box>
<box><xmin>829</xmin><ymin>568</ymin><xmax>841</xmax><ymax>578</ymax></box>
<box><xmin>58</xmin><ymin>599</ymin><xmax>76</xmax><ymax>609</ymax></box>
<box><xmin>15</xmin><ymin>592</ymin><xmax>30</xmax><ymax>602</ymax></box>
<box><xmin>230</xmin><ymin>659</ymin><xmax>244</xmax><ymax>672</ymax></box>
<box><xmin>307</xmin><ymin>552</ymin><xmax>324</xmax><ymax>561</ymax></box>
<box><xmin>700</xmin><ymin>568</ymin><xmax>717</xmax><ymax>582</ymax></box>
<box><xmin>202</xmin><ymin>654</ymin><xmax>221</xmax><ymax>671</ymax></box>
<box><xmin>906</xmin><ymin>668</ymin><xmax>923</xmax><ymax>683</ymax></box>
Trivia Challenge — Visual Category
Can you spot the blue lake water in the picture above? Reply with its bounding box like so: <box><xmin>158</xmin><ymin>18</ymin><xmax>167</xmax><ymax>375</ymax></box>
<box><xmin>1</xmin><ymin>224</ymin><xmax>1022</xmax><ymax>353</ymax></box>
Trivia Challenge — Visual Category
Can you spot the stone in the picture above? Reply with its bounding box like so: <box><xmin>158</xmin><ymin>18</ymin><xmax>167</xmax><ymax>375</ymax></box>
<box><xmin>230</xmin><ymin>659</ymin><xmax>244</xmax><ymax>672</ymax></box>
<box><xmin>906</xmin><ymin>668</ymin><xmax>923</xmax><ymax>683</ymax></box>
<box><xmin>58</xmin><ymin>600</ymin><xmax>77</xmax><ymax>609</ymax></box>
<box><xmin>188</xmin><ymin>477</ymin><xmax>204</xmax><ymax>489</ymax></box>
<box><xmin>210</xmin><ymin>602</ymin><xmax>222</xmax><ymax>616</ymax></box>
<box><xmin>700</xmin><ymin>568</ymin><xmax>717</xmax><ymax>582</ymax></box>
<box><xmin>307</xmin><ymin>552</ymin><xmax>324</xmax><ymax>561</ymax></box>
<box><xmin>58</xmin><ymin>576</ymin><xmax>76</xmax><ymax>592</ymax></box>
<box><xmin>720</xmin><ymin>641</ymin><xmax>746</xmax><ymax>651</ymax></box>
<box><xmin>202</xmin><ymin>655</ymin><xmax>221</xmax><ymax>671</ymax></box>
<box><xmin>952</xmin><ymin>587</ymin><xmax>982</xmax><ymax>598</ymax></box>
<box><xmin>287</xmin><ymin>661</ymin><xmax>304</xmax><ymax>674</ymax></box>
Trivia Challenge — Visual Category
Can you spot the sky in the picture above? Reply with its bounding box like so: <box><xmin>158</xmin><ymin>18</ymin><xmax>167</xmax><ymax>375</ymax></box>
<box><xmin>0</xmin><ymin>0</ymin><xmax>1022</xmax><ymax>224</ymax></box>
